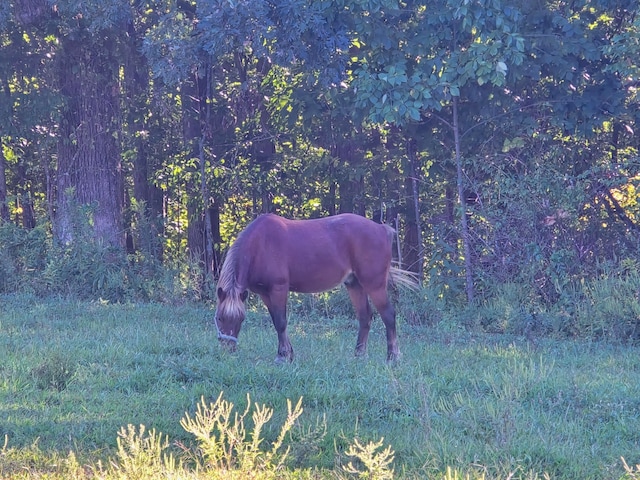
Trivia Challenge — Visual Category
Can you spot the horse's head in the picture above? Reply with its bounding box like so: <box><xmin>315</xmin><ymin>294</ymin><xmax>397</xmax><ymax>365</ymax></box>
<box><xmin>214</xmin><ymin>287</ymin><xmax>249</xmax><ymax>351</ymax></box>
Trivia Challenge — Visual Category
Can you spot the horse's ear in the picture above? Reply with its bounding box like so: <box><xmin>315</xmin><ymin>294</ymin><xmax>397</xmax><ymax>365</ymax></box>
<box><xmin>241</xmin><ymin>290</ymin><xmax>249</xmax><ymax>302</ymax></box>
<box><xmin>217</xmin><ymin>287</ymin><xmax>226</xmax><ymax>302</ymax></box>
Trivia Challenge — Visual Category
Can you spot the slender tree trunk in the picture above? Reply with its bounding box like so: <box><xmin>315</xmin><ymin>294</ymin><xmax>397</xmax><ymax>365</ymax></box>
<box><xmin>335</xmin><ymin>140</ymin><xmax>361</xmax><ymax>214</ymax></box>
<box><xmin>407</xmin><ymin>136</ymin><xmax>424</xmax><ymax>279</ymax></box>
<box><xmin>254</xmin><ymin>137</ymin><xmax>276</xmax><ymax>214</ymax></box>
<box><xmin>17</xmin><ymin>162</ymin><xmax>35</xmax><ymax>228</ymax></box>
<box><xmin>55</xmin><ymin>35</ymin><xmax>123</xmax><ymax>247</ymax></box>
<box><xmin>43</xmin><ymin>154</ymin><xmax>55</xmax><ymax>235</ymax></box>
<box><xmin>183</xmin><ymin>74</ymin><xmax>206</xmax><ymax>269</ymax></box>
<box><xmin>0</xmin><ymin>145</ymin><xmax>9</xmax><ymax>222</ymax></box>
<box><xmin>124</xmin><ymin>19</ymin><xmax>163</xmax><ymax>260</ymax></box>
<box><xmin>206</xmin><ymin>69</ymin><xmax>234</xmax><ymax>276</ymax></box>
<box><xmin>200</xmin><ymin>136</ymin><xmax>215</xmax><ymax>284</ymax></box>
<box><xmin>184</xmin><ymin>70</ymin><xmax>220</xmax><ymax>293</ymax></box>
<box><xmin>322</xmin><ymin>172</ymin><xmax>337</xmax><ymax>216</ymax></box>
<box><xmin>402</xmin><ymin>173</ymin><xmax>419</xmax><ymax>273</ymax></box>
<box><xmin>209</xmin><ymin>203</ymin><xmax>222</xmax><ymax>276</ymax></box>
<box><xmin>0</xmin><ymin>73</ymin><xmax>10</xmax><ymax>223</ymax></box>
<box><xmin>452</xmin><ymin>97</ymin><xmax>474</xmax><ymax>303</ymax></box>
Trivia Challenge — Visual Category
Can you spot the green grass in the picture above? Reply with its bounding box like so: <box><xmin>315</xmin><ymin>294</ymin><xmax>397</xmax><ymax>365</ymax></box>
<box><xmin>1</xmin><ymin>293</ymin><xmax>640</xmax><ymax>479</ymax></box>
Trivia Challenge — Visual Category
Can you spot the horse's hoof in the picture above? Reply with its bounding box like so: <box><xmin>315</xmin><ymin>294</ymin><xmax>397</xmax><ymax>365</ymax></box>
<box><xmin>274</xmin><ymin>354</ymin><xmax>293</xmax><ymax>364</ymax></box>
<box><xmin>386</xmin><ymin>351</ymin><xmax>401</xmax><ymax>363</ymax></box>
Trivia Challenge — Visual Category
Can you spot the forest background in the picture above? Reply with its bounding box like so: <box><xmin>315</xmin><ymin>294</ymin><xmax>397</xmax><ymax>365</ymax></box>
<box><xmin>1</xmin><ymin>0</ymin><xmax>640</xmax><ymax>340</ymax></box>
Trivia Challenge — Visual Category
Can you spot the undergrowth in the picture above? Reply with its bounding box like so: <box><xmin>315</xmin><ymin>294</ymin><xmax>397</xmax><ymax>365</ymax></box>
<box><xmin>2</xmin><ymin>219</ymin><xmax>640</xmax><ymax>344</ymax></box>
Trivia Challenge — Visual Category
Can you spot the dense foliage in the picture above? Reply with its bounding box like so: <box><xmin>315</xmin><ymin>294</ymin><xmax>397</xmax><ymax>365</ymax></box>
<box><xmin>1</xmin><ymin>0</ymin><xmax>639</xmax><ymax>335</ymax></box>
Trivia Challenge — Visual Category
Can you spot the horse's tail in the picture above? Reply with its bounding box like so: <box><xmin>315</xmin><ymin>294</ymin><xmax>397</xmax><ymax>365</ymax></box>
<box><xmin>389</xmin><ymin>265</ymin><xmax>421</xmax><ymax>290</ymax></box>
<box><xmin>382</xmin><ymin>223</ymin><xmax>421</xmax><ymax>290</ymax></box>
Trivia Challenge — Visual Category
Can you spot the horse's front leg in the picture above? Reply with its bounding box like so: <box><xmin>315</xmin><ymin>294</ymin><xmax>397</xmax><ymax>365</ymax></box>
<box><xmin>261</xmin><ymin>285</ymin><xmax>293</xmax><ymax>363</ymax></box>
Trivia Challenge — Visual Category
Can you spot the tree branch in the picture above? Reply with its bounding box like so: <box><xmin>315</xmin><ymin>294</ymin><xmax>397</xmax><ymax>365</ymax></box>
<box><xmin>597</xmin><ymin>182</ymin><xmax>640</xmax><ymax>232</ymax></box>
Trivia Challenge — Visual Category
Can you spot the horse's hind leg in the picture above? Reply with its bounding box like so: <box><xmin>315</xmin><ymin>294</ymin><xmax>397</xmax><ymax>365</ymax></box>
<box><xmin>345</xmin><ymin>275</ymin><xmax>373</xmax><ymax>356</ymax></box>
<box><xmin>261</xmin><ymin>284</ymin><xmax>294</xmax><ymax>363</ymax></box>
<box><xmin>368</xmin><ymin>287</ymin><xmax>399</xmax><ymax>361</ymax></box>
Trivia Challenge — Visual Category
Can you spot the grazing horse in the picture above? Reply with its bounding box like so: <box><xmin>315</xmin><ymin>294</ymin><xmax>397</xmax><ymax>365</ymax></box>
<box><xmin>214</xmin><ymin>213</ymin><xmax>418</xmax><ymax>362</ymax></box>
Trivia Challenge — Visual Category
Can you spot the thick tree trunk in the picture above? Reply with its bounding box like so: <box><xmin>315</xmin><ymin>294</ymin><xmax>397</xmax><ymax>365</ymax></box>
<box><xmin>54</xmin><ymin>36</ymin><xmax>123</xmax><ymax>247</ymax></box>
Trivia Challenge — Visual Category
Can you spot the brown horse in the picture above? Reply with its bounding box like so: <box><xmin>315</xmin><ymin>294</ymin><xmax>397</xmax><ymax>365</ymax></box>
<box><xmin>214</xmin><ymin>213</ymin><xmax>418</xmax><ymax>362</ymax></box>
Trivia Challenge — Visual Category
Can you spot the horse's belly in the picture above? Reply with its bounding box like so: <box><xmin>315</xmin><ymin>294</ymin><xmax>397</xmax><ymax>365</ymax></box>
<box><xmin>288</xmin><ymin>268</ymin><xmax>351</xmax><ymax>294</ymax></box>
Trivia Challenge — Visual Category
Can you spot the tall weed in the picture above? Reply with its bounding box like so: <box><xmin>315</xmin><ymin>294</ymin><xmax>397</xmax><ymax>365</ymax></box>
<box><xmin>341</xmin><ymin>438</ymin><xmax>395</xmax><ymax>480</ymax></box>
<box><xmin>179</xmin><ymin>393</ymin><xmax>303</xmax><ymax>477</ymax></box>
<box><xmin>106</xmin><ymin>424</ymin><xmax>178</xmax><ymax>480</ymax></box>
<box><xmin>569</xmin><ymin>270</ymin><xmax>640</xmax><ymax>342</ymax></box>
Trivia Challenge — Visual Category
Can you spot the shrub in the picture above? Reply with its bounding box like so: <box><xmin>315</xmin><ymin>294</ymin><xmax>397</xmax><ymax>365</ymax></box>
<box><xmin>44</xmin><ymin>241</ymin><xmax>129</xmax><ymax>301</ymax></box>
<box><xmin>0</xmin><ymin>222</ymin><xmax>50</xmax><ymax>293</ymax></box>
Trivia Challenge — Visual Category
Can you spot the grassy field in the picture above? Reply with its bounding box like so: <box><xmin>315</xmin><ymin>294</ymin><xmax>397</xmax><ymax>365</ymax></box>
<box><xmin>1</xmin><ymin>292</ymin><xmax>639</xmax><ymax>479</ymax></box>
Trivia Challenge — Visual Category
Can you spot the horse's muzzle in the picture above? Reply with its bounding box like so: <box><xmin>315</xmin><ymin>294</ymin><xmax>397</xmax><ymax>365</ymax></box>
<box><xmin>214</xmin><ymin>312</ymin><xmax>239</xmax><ymax>351</ymax></box>
<box><xmin>218</xmin><ymin>336</ymin><xmax>238</xmax><ymax>352</ymax></box>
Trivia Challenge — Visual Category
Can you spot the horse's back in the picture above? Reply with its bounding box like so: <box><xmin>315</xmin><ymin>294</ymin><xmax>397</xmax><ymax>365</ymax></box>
<box><xmin>277</xmin><ymin>213</ymin><xmax>392</xmax><ymax>259</ymax></box>
<box><xmin>244</xmin><ymin>214</ymin><xmax>392</xmax><ymax>293</ymax></box>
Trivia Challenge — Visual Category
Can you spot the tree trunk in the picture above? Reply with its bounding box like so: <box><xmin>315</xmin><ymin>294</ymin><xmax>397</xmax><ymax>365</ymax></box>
<box><xmin>200</xmin><ymin>137</ymin><xmax>215</xmax><ymax>285</ymax></box>
<box><xmin>335</xmin><ymin>140</ymin><xmax>362</xmax><ymax>214</ymax></box>
<box><xmin>0</xmin><ymin>71</ymin><xmax>10</xmax><ymax>223</ymax></box>
<box><xmin>452</xmin><ymin>97</ymin><xmax>474</xmax><ymax>303</ymax></box>
<box><xmin>208</xmin><ymin>203</ymin><xmax>222</xmax><ymax>276</ymax></box>
<box><xmin>402</xmin><ymin>173</ymin><xmax>420</xmax><ymax>273</ymax></box>
<box><xmin>183</xmin><ymin>74</ymin><xmax>204</xmax><ymax>261</ymax></box>
<box><xmin>406</xmin><ymin>136</ymin><xmax>424</xmax><ymax>279</ymax></box>
<box><xmin>54</xmin><ymin>35</ymin><xmax>123</xmax><ymax>247</ymax></box>
<box><xmin>0</xmin><ymin>145</ymin><xmax>9</xmax><ymax>222</ymax></box>
<box><xmin>17</xmin><ymin>162</ymin><xmax>35</xmax><ymax>228</ymax></box>
<box><xmin>124</xmin><ymin>19</ymin><xmax>163</xmax><ymax>259</ymax></box>
<box><xmin>254</xmin><ymin>136</ymin><xmax>276</xmax><ymax>214</ymax></box>
<box><xmin>323</xmin><ymin>179</ymin><xmax>337</xmax><ymax>217</ymax></box>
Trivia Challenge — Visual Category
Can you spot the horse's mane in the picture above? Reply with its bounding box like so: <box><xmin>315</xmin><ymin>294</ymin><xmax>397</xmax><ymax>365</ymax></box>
<box><xmin>217</xmin><ymin>241</ymin><xmax>240</xmax><ymax>294</ymax></box>
<box><xmin>216</xmin><ymin>228</ymin><xmax>249</xmax><ymax>318</ymax></box>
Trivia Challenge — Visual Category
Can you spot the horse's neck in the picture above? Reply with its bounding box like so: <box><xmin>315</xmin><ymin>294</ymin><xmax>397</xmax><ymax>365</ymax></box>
<box><xmin>232</xmin><ymin>248</ymin><xmax>251</xmax><ymax>292</ymax></box>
